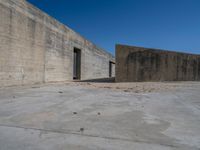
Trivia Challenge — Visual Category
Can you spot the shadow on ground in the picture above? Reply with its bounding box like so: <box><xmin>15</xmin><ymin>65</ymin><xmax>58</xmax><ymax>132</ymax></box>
<box><xmin>78</xmin><ymin>77</ymin><xmax>115</xmax><ymax>83</ymax></box>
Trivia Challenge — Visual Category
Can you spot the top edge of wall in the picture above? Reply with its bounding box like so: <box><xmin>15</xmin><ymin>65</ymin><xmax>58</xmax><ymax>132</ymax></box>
<box><xmin>1</xmin><ymin>0</ymin><xmax>114</xmax><ymax>60</ymax></box>
<box><xmin>24</xmin><ymin>0</ymin><xmax>115</xmax><ymax>59</ymax></box>
<box><xmin>116</xmin><ymin>44</ymin><xmax>200</xmax><ymax>56</ymax></box>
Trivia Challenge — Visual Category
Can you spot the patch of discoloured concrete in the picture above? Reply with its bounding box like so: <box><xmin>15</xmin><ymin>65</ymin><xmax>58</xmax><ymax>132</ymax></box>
<box><xmin>0</xmin><ymin>82</ymin><xmax>200</xmax><ymax>150</ymax></box>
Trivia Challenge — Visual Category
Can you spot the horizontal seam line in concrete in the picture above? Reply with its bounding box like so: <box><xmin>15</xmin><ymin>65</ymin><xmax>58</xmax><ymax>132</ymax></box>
<box><xmin>0</xmin><ymin>123</ymin><xmax>178</xmax><ymax>148</ymax></box>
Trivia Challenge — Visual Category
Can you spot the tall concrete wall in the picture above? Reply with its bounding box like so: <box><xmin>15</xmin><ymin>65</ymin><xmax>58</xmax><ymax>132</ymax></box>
<box><xmin>116</xmin><ymin>44</ymin><xmax>200</xmax><ymax>82</ymax></box>
<box><xmin>0</xmin><ymin>0</ymin><xmax>114</xmax><ymax>87</ymax></box>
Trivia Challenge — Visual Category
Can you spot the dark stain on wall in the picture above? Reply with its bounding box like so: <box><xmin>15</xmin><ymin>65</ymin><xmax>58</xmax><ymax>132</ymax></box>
<box><xmin>116</xmin><ymin>45</ymin><xmax>200</xmax><ymax>82</ymax></box>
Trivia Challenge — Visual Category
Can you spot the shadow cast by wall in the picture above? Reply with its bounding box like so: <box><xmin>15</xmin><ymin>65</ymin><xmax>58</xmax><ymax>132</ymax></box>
<box><xmin>76</xmin><ymin>77</ymin><xmax>115</xmax><ymax>83</ymax></box>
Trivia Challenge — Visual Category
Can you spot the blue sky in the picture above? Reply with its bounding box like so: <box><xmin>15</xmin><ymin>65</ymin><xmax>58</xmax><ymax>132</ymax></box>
<box><xmin>27</xmin><ymin>0</ymin><xmax>200</xmax><ymax>55</ymax></box>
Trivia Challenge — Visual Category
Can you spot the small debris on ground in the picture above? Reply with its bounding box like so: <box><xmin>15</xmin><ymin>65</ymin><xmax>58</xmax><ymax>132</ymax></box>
<box><xmin>124</xmin><ymin>90</ymin><xmax>130</xmax><ymax>92</ymax></box>
<box><xmin>80</xmin><ymin>128</ymin><xmax>84</xmax><ymax>132</ymax></box>
<box><xmin>31</xmin><ymin>86</ymin><xmax>40</xmax><ymax>89</ymax></box>
<box><xmin>73</xmin><ymin>112</ymin><xmax>77</xmax><ymax>115</ymax></box>
<box><xmin>97</xmin><ymin>112</ymin><xmax>101</xmax><ymax>115</ymax></box>
<box><xmin>58</xmin><ymin>91</ymin><xmax>63</xmax><ymax>94</ymax></box>
<box><xmin>103</xmin><ymin>87</ymin><xmax>110</xmax><ymax>89</ymax></box>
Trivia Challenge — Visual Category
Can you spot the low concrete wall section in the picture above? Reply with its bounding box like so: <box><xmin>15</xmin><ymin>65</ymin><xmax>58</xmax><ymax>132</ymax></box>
<box><xmin>116</xmin><ymin>44</ymin><xmax>200</xmax><ymax>82</ymax></box>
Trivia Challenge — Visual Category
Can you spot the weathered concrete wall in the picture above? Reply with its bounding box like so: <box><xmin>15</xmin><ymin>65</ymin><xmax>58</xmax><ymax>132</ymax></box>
<box><xmin>111</xmin><ymin>62</ymin><xmax>115</xmax><ymax>77</ymax></box>
<box><xmin>0</xmin><ymin>0</ymin><xmax>114</xmax><ymax>87</ymax></box>
<box><xmin>116</xmin><ymin>44</ymin><xmax>200</xmax><ymax>82</ymax></box>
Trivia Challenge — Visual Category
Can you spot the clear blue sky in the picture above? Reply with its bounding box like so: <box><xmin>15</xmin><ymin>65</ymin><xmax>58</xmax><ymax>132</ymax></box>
<box><xmin>27</xmin><ymin>0</ymin><xmax>200</xmax><ymax>55</ymax></box>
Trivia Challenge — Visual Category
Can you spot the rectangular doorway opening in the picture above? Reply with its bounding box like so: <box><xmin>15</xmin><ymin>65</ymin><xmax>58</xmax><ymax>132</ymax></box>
<box><xmin>73</xmin><ymin>48</ymin><xmax>81</xmax><ymax>80</ymax></box>
<box><xmin>109</xmin><ymin>61</ymin><xmax>115</xmax><ymax>77</ymax></box>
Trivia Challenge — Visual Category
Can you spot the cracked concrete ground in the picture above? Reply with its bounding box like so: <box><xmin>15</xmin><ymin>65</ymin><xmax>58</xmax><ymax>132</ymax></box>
<box><xmin>0</xmin><ymin>82</ymin><xmax>200</xmax><ymax>150</ymax></box>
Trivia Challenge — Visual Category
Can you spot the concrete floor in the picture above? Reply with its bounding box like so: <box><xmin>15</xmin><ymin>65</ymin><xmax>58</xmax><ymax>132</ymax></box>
<box><xmin>0</xmin><ymin>82</ymin><xmax>200</xmax><ymax>150</ymax></box>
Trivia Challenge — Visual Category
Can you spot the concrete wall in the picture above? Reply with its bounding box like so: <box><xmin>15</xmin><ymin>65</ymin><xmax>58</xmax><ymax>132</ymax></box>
<box><xmin>0</xmin><ymin>0</ymin><xmax>115</xmax><ymax>87</ymax></box>
<box><xmin>111</xmin><ymin>62</ymin><xmax>115</xmax><ymax>77</ymax></box>
<box><xmin>116</xmin><ymin>44</ymin><xmax>200</xmax><ymax>82</ymax></box>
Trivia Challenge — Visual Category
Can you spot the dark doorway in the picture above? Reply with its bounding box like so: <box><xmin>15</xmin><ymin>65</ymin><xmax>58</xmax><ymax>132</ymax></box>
<box><xmin>73</xmin><ymin>48</ymin><xmax>81</xmax><ymax>80</ymax></box>
<box><xmin>109</xmin><ymin>61</ymin><xmax>115</xmax><ymax>77</ymax></box>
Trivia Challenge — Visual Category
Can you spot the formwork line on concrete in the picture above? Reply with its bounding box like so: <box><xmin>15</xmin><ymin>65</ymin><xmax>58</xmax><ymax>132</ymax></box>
<box><xmin>0</xmin><ymin>123</ymin><xmax>178</xmax><ymax>148</ymax></box>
